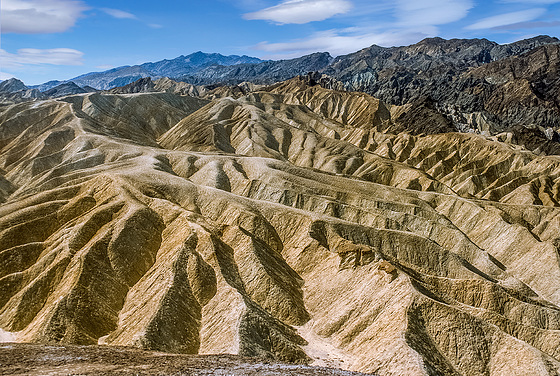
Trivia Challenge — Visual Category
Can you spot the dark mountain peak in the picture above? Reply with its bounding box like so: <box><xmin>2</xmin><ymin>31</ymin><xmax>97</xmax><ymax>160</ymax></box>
<box><xmin>54</xmin><ymin>81</ymin><xmax>81</xmax><ymax>89</ymax></box>
<box><xmin>294</xmin><ymin>51</ymin><xmax>332</xmax><ymax>62</ymax></box>
<box><xmin>137</xmin><ymin>52</ymin><xmax>264</xmax><ymax>80</ymax></box>
<box><xmin>352</xmin><ymin>44</ymin><xmax>385</xmax><ymax>55</ymax></box>
<box><xmin>82</xmin><ymin>85</ymin><xmax>98</xmax><ymax>92</ymax></box>
<box><xmin>513</xmin><ymin>35</ymin><xmax>559</xmax><ymax>45</ymax></box>
<box><xmin>505</xmin><ymin>35</ymin><xmax>560</xmax><ymax>52</ymax></box>
<box><xmin>107</xmin><ymin>77</ymin><xmax>155</xmax><ymax>94</ymax></box>
<box><xmin>0</xmin><ymin>78</ymin><xmax>28</xmax><ymax>93</ymax></box>
<box><xmin>31</xmin><ymin>35</ymin><xmax>560</xmax><ymax>94</ymax></box>
<box><xmin>278</xmin><ymin>52</ymin><xmax>333</xmax><ymax>69</ymax></box>
<box><xmin>407</xmin><ymin>37</ymin><xmax>497</xmax><ymax>57</ymax></box>
<box><xmin>417</xmin><ymin>36</ymin><xmax>446</xmax><ymax>45</ymax></box>
<box><xmin>418</xmin><ymin>36</ymin><xmax>493</xmax><ymax>45</ymax></box>
<box><xmin>179</xmin><ymin>51</ymin><xmax>262</xmax><ymax>66</ymax></box>
<box><xmin>469</xmin><ymin>42</ymin><xmax>560</xmax><ymax>84</ymax></box>
<box><xmin>184</xmin><ymin>51</ymin><xmax>213</xmax><ymax>62</ymax></box>
<box><xmin>44</xmin><ymin>81</ymin><xmax>87</xmax><ymax>98</ymax></box>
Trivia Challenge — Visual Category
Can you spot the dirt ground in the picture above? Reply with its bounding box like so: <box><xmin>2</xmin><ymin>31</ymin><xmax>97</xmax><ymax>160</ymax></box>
<box><xmin>0</xmin><ymin>343</ymin><xmax>373</xmax><ymax>376</ymax></box>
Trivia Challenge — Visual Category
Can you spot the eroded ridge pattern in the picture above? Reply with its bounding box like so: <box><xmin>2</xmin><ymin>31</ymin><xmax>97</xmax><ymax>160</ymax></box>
<box><xmin>1</xmin><ymin>79</ymin><xmax>560</xmax><ymax>376</ymax></box>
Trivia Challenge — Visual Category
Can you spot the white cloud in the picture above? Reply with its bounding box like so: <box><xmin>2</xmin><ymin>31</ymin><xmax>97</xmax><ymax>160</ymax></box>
<box><xmin>100</xmin><ymin>8</ymin><xmax>137</xmax><ymax>19</ymax></box>
<box><xmin>0</xmin><ymin>0</ymin><xmax>88</xmax><ymax>34</ymax></box>
<box><xmin>1</xmin><ymin>48</ymin><xmax>84</xmax><ymax>69</ymax></box>
<box><xmin>247</xmin><ymin>0</ymin><xmax>475</xmax><ymax>59</ymax></box>
<box><xmin>466</xmin><ymin>8</ymin><xmax>546</xmax><ymax>29</ymax></box>
<box><xmin>253</xmin><ymin>28</ymin><xmax>433</xmax><ymax>58</ymax></box>
<box><xmin>100</xmin><ymin>8</ymin><xmax>163</xmax><ymax>29</ymax></box>
<box><xmin>244</xmin><ymin>0</ymin><xmax>352</xmax><ymax>24</ymax></box>
<box><xmin>395</xmin><ymin>0</ymin><xmax>474</xmax><ymax>26</ymax></box>
<box><xmin>493</xmin><ymin>20</ymin><xmax>560</xmax><ymax>30</ymax></box>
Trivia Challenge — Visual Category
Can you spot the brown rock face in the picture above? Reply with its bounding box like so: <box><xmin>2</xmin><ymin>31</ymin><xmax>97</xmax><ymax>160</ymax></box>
<box><xmin>1</xmin><ymin>82</ymin><xmax>560</xmax><ymax>376</ymax></box>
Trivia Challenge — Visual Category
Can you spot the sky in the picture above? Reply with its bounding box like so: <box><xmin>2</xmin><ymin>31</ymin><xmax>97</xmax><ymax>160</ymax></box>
<box><xmin>1</xmin><ymin>0</ymin><xmax>560</xmax><ymax>85</ymax></box>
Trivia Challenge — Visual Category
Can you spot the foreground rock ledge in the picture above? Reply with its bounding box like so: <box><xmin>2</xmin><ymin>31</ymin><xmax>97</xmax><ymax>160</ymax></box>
<box><xmin>0</xmin><ymin>343</ymin><xmax>371</xmax><ymax>376</ymax></box>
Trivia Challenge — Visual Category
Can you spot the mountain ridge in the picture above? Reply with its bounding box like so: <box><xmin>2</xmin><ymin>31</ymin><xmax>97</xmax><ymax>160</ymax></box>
<box><xmin>14</xmin><ymin>35</ymin><xmax>556</xmax><ymax>98</ymax></box>
<box><xmin>14</xmin><ymin>35</ymin><xmax>559</xmax><ymax>94</ymax></box>
<box><xmin>30</xmin><ymin>52</ymin><xmax>264</xmax><ymax>91</ymax></box>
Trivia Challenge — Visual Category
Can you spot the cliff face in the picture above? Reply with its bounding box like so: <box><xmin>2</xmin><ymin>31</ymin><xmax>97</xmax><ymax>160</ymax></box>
<box><xmin>1</xmin><ymin>79</ymin><xmax>560</xmax><ymax>375</ymax></box>
<box><xmin>321</xmin><ymin>36</ymin><xmax>560</xmax><ymax>136</ymax></box>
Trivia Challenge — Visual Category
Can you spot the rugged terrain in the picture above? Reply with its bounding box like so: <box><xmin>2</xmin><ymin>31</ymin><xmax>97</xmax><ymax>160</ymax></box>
<box><xmin>7</xmin><ymin>36</ymin><xmax>559</xmax><ymax>152</ymax></box>
<box><xmin>1</xmin><ymin>71</ymin><xmax>560</xmax><ymax>376</ymax></box>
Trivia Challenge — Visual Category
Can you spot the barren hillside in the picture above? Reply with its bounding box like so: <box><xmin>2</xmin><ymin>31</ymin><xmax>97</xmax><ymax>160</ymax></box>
<box><xmin>1</xmin><ymin>77</ymin><xmax>560</xmax><ymax>376</ymax></box>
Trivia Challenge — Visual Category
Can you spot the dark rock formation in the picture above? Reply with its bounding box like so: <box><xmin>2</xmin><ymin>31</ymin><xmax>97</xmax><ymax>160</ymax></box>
<box><xmin>107</xmin><ymin>77</ymin><xmax>156</xmax><ymax>94</ymax></box>
<box><xmin>43</xmin><ymin>82</ymin><xmax>88</xmax><ymax>98</ymax></box>
<box><xmin>0</xmin><ymin>78</ymin><xmax>27</xmax><ymax>93</ymax></box>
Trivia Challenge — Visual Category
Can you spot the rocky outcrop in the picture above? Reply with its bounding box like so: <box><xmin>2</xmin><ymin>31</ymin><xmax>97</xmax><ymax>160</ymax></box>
<box><xmin>2</xmin><ymin>81</ymin><xmax>560</xmax><ymax>375</ymax></box>
<box><xmin>323</xmin><ymin>35</ymin><xmax>559</xmax><ymax>104</ymax></box>
<box><xmin>107</xmin><ymin>77</ymin><xmax>265</xmax><ymax>100</ymax></box>
<box><xmin>107</xmin><ymin>77</ymin><xmax>157</xmax><ymax>94</ymax></box>
<box><xmin>153</xmin><ymin>77</ymin><xmax>205</xmax><ymax>96</ymax></box>
<box><xmin>0</xmin><ymin>79</ymin><xmax>28</xmax><ymax>93</ymax></box>
<box><xmin>43</xmin><ymin>82</ymin><xmax>90</xmax><ymax>98</ymax></box>
<box><xmin>321</xmin><ymin>36</ymin><xmax>560</xmax><ymax>142</ymax></box>
<box><xmin>0</xmin><ymin>79</ymin><xmax>47</xmax><ymax>104</ymax></box>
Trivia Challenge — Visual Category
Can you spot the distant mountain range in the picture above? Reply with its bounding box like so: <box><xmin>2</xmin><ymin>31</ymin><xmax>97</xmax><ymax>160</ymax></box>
<box><xmin>8</xmin><ymin>35</ymin><xmax>555</xmax><ymax>95</ymax></box>
<box><xmin>30</xmin><ymin>52</ymin><xmax>264</xmax><ymax>91</ymax></box>
<box><xmin>3</xmin><ymin>35</ymin><xmax>559</xmax><ymax>141</ymax></box>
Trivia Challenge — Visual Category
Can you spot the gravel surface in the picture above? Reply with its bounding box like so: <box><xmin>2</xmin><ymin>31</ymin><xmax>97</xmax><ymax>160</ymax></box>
<box><xmin>0</xmin><ymin>343</ymin><xmax>374</xmax><ymax>376</ymax></box>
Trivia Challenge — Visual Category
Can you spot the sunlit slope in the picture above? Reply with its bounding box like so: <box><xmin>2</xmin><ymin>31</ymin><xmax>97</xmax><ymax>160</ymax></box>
<box><xmin>1</xmin><ymin>84</ymin><xmax>560</xmax><ymax>376</ymax></box>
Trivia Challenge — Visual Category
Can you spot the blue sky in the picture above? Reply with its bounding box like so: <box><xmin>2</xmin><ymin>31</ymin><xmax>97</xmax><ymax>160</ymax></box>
<box><xmin>1</xmin><ymin>0</ymin><xmax>559</xmax><ymax>85</ymax></box>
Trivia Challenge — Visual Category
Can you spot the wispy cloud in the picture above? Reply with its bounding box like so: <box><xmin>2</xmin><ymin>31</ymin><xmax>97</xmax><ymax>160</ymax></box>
<box><xmin>253</xmin><ymin>28</ymin><xmax>433</xmax><ymax>58</ymax></box>
<box><xmin>395</xmin><ymin>0</ymin><xmax>474</xmax><ymax>26</ymax></box>
<box><xmin>1</xmin><ymin>48</ymin><xmax>84</xmax><ymax>69</ymax></box>
<box><xmin>244</xmin><ymin>0</ymin><xmax>352</xmax><ymax>24</ymax></box>
<box><xmin>493</xmin><ymin>20</ymin><xmax>560</xmax><ymax>30</ymax></box>
<box><xmin>100</xmin><ymin>8</ymin><xmax>137</xmax><ymax>20</ymax></box>
<box><xmin>99</xmin><ymin>7</ymin><xmax>163</xmax><ymax>29</ymax></box>
<box><xmin>248</xmin><ymin>0</ymin><xmax>476</xmax><ymax>58</ymax></box>
<box><xmin>0</xmin><ymin>0</ymin><xmax>89</xmax><ymax>34</ymax></box>
<box><xmin>466</xmin><ymin>8</ymin><xmax>546</xmax><ymax>29</ymax></box>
